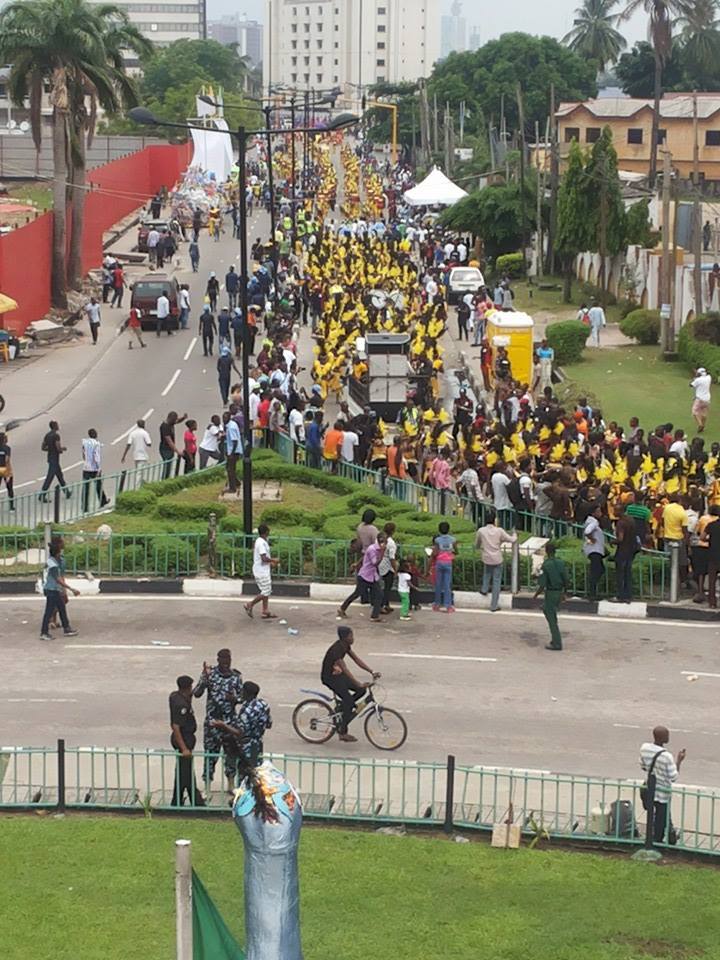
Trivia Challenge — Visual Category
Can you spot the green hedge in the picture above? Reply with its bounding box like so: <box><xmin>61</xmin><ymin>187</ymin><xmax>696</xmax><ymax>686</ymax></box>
<box><xmin>151</xmin><ymin>536</ymin><xmax>201</xmax><ymax>575</ymax></box>
<box><xmin>495</xmin><ymin>252</ymin><xmax>524</xmax><ymax>278</ymax></box>
<box><xmin>258</xmin><ymin>506</ymin><xmax>324</xmax><ymax>530</ymax></box>
<box><xmin>678</xmin><ymin>322</ymin><xmax>720</xmax><ymax>380</ymax></box>
<box><xmin>155</xmin><ymin>501</ymin><xmax>227</xmax><ymax>522</ymax></box>
<box><xmin>546</xmin><ymin>319</ymin><xmax>588</xmax><ymax>364</ymax></box>
<box><xmin>115</xmin><ymin>488</ymin><xmax>158</xmax><ymax>515</ymax></box>
<box><xmin>619</xmin><ymin>308</ymin><xmax>660</xmax><ymax>345</ymax></box>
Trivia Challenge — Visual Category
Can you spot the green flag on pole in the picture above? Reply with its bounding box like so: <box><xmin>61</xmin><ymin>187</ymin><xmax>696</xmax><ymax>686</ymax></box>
<box><xmin>192</xmin><ymin>870</ymin><xmax>245</xmax><ymax>960</ymax></box>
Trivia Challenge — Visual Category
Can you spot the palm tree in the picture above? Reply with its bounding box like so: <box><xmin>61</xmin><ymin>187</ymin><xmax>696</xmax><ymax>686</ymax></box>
<box><xmin>0</xmin><ymin>0</ymin><xmax>151</xmax><ymax>305</ymax></box>
<box><xmin>618</xmin><ymin>0</ymin><xmax>687</xmax><ymax>185</ymax></box>
<box><xmin>563</xmin><ymin>0</ymin><xmax>628</xmax><ymax>70</ymax></box>
<box><xmin>676</xmin><ymin>0</ymin><xmax>720</xmax><ymax>79</ymax></box>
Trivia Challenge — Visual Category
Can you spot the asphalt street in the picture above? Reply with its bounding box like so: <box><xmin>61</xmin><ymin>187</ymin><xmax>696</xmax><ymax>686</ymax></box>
<box><xmin>0</xmin><ymin>204</ymin><xmax>272</xmax><ymax>496</ymax></box>
<box><xmin>1</xmin><ymin>596</ymin><xmax>718</xmax><ymax>786</ymax></box>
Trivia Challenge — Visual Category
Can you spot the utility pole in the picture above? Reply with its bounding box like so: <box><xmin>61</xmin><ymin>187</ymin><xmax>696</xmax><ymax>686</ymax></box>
<box><xmin>535</xmin><ymin>119</ymin><xmax>543</xmax><ymax>278</ymax></box>
<box><xmin>516</xmin><ymin>84</ymin><xmax>527</xmax><ymax>270</ymax></box>
<box><xmin>661</xmin><ymin>146</ymin><xmax>672</xmax><ymax>354</ymax></box>
<box><xmin>433</xmin><ymin>92</ymin><xmax>438</xmax><ymax>155</ymax></box>
<box><xmin>500</xmin><ymin>93</ymin><xmax>509</xmax><ymax>181</ymax></box>
<box><xmin>546</xmin><ymin>84</ymin><xmax>558</xmax><ymax>275</ymax></box>
<box><xmin>693</xmin><ymin>91</ymin><xmax>703</xmax><ymax>320</ymax></box>
<box><xmin>444</xmin><ymin>101</ymin><xmax>451</xmax><ymax>174</ymax></box>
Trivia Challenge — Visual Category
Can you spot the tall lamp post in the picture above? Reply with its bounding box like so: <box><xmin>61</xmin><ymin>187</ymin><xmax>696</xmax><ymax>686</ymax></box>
<box><xmin>128</xmin><ymin>106</ymin><xmax>358</xmax><ymax>536</ymax></box>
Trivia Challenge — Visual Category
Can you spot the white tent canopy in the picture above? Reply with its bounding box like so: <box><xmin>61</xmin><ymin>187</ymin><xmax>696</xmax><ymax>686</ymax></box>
<box><xmin>403</xmin><ymin>167</ymin><xmax>468</xmax><ymax>207</ymax></box>
<box><xmin>190</xmin><ymin>118</ymin><xmax>234</xmax><ymax>182</ymax></box>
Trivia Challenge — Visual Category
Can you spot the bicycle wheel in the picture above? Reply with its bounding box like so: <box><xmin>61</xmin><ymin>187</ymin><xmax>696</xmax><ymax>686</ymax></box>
<box><xmin>364</xmin><ymin>706</ymin><xmax>408</xmax><ymax>751</ymax></box>
<box><xmin>292</xmin><ymin>699</ymin><xmax>337</xmax><ymax>744</ymax></box>
<box><xmin>0</xmin><ymin>394</ymin><xmax>5</xmax><ymax>414</ymax></box>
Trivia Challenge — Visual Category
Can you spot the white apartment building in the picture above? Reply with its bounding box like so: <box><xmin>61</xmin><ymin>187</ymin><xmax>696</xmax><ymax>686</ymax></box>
<box><xmin>263</xmin><ymin>0</ymin><xmax>439</xmax><ymax>95</ymax></box>
<box><xmin>103</xmin><ymin>1</ymin><xmax>205</xmax><ymax>64</ymax></box>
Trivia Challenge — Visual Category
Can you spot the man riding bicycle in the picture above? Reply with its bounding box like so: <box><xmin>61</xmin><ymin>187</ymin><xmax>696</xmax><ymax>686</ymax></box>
<box><xmin>321</xmin><ymin>626</ymin><xmax>380</xmax><ymax>743</ymax></box>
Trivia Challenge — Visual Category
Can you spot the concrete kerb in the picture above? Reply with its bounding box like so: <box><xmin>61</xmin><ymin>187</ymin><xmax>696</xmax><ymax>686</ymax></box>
<box><xmin>0</xmin><ymin>577</ymin><xmax>718</xmax><ymax>622</ymax></box>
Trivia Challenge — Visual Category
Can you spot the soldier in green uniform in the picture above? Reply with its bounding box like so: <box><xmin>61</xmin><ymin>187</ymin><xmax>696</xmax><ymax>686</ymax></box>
<box><xmin>534</xmin><ymin>542</ymin><xmax>569</xmax><ymax>651</ymax></box>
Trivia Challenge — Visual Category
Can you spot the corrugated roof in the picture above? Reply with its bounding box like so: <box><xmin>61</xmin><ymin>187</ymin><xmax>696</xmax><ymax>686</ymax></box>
<box><xmin>557</xmin><ymin>96</ymin><xmax>720</xmax><ymax>120</ymax></box>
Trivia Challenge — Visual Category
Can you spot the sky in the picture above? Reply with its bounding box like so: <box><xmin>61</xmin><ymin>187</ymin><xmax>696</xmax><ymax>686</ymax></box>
<box><xmin>208</xmin><ymin>0</ymin><xmax>649</xmax><ymax>50</ymax></box>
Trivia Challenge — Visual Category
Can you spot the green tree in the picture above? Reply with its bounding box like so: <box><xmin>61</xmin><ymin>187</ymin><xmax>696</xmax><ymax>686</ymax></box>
<box><xmin>438</xmin><ymin>178</ymin><xmax>539</xmax><ymax>261</ymax></box>
<box><xmin>625</xmin><ymin>198</ymin><xmax>654</xmax><ymax>246</ymax></box>
<box><xmin>615</xmin><ymin>40</ymin><xmax>683</xmax><ymax>95</ymax></box>
<box><xmin>0</xmin><ymin>0</ymin><xmax>149</xmax><ymax>307</ymax></box>
<box><xmin>618</xmin><ymin>0</ymin><xmax>689</xmax><ymax>184</ymax></box>
<box><xmin>676</xmin><ymin>0</ymin><xmax>720</xmax><ymax>83</ymax></box>
<box><xmin>556</xmin><ymin>140</ymin><xmax>593</xmax><ymax>301</ymax></box>
<box><xmin>562</xmin><ymin>0</ymin><xmax>627</xmax><ymax>70</ymax></box>
<box><xmin>585</xmin><ymin>126</ymin><xmax>626</xmax><ymax>258</ymax></box>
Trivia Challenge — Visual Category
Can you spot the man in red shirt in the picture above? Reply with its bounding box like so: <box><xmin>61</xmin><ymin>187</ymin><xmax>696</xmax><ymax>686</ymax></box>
<box><xmin>126</xmin><ymin>307</ymin><xmax>146</xmax><ymax>349</ymax></box>
<box><xmin>111</xmin><ymin>265</ymin><xmax>126</xmax><ymax>308</ymax></box>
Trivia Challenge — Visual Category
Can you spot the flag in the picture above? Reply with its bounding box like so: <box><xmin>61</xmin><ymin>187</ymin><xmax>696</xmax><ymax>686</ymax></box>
<box><xmin>192</xmin><ymin>870</ymin><xmax>245</xmax><ymax>960</ymax></box>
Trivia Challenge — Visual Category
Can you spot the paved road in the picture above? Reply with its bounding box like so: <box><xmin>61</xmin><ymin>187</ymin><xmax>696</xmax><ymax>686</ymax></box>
<box><xmin>0</xmin><ymin>205</ymin><xmax>271</xmax><ymax>498</ymax></box>
<box><xmin>1</xmin><ymin>596</ymin><xmax>718</xmax><ymax>786</ymax></box>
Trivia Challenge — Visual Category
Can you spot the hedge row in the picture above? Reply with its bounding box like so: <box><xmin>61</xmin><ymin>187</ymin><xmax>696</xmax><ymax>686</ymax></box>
<box><xmin>678</xmin><ymin>319</ymin><xmax>720</xmax><ymax>380</ymax></box>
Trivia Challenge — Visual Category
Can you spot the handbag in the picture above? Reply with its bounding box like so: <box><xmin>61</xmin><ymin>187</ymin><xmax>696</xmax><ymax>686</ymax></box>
<box><xmin>640</xmin><ymin>749</ymin><xmax>664</xmax><ymax>810</ymax></box>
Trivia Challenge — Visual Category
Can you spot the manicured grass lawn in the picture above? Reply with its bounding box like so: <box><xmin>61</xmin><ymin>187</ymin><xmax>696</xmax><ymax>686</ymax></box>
<box><xmin>513</xmin><ymin>276</ymin><xmax>622</xmax><ymax>325</ymax></box>
<box><xmin>3</xmin><ymin>816</ymin><xmax>719</xmax><ymax>960</ymax></box>
<box><xmin>561</xmin><ymin>345</ymin><xmax>702</xmax><ymax>437</ymax></box>
<box><xmin>8</xmin><ymin>182</ymin><xmax>53</xmax><ymax>212</ymax></box>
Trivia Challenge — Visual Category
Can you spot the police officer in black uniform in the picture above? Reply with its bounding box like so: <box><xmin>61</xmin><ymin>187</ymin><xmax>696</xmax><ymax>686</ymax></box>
<box><xmin>169</xmin><ymin>675</ymin><xmax>205</xmax><ymax>806</ymax></box>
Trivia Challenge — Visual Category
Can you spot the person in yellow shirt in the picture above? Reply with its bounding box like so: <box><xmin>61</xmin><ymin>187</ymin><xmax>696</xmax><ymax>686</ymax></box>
<box><xmin>662</xmin><ymin>494</ymin><xmax>690</xmax><ymax>585</ymax></box>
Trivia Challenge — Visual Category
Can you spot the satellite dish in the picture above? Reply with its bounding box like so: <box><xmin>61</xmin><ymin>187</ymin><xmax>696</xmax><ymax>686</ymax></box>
<box><xmin>8</xmin><ymin>120</ymin><xmax>17</xmax><ymax>129</ymax></box>
<box><xmin>19</xmin><ymin>121</ymin><xmax>30</xmax><ymax>132</ymax></box>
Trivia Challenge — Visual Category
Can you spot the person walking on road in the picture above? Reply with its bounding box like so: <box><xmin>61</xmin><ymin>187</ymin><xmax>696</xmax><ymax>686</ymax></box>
<box><xmin>0</xmin><ymin>432</ymin><xmax>14</xmax><ymax>511</ymax></box>
<box><xmin>199</xmin><ymin>415</ymin><xmax>224</xmax><ymax>468</ymax></box>
<box><xmin>39</xmin><ymin>538</ymin><xmax>79</xmax><ymax>641</ymax></box>
<box><xmin>189</xmin><ymin>238</ymin><xmax>200</xmax><ymax>272</ymax></box>
<box><xmin>217</xmin><ymin>307</ymin><xmax>231</xmax><ymax>350</ymax></box>
<box><xmin>432</xmin><ymin>521</ymin><xmax>457</xmax><ymax>612</ymax></box>
<box><xmin>126</xmin><ymin>306</ymin><xmax>146</xmax><ymax>348</ymax></box>
<box><xmin>156</xmin><ymin>291</ymin><xmax>171</xmax><ymax>337</ymax></box>
<box><xmin>337</xmin><ymin>532</ymin><xmax>386</xmax><ymax>623</ymax></box>
<box><xmin>217</xmin><ymin>344</ymin><xmax>240</xmax><ymax>406</ymax></box>
<box><xmin>583</xmin><ymin>505</ymin><xmax>606</xmax><ymax>600</ymax></box>
<box><xmin>225</xmin><ymin>265</ymin><xmax>239</xmax><ymax>310</ymax></box>
<box><xmin>690</xmin><ymin>367</ymin><xmax>712</xmax><ymax>432</ymax></box>
<box><xmin>639</xmin><ymin>726</ymin><xmax>685</xmax><ymax>845</ymax></box>
<box><xmin>84</xmin><ymin>297</ymin><xmax>102</xmax><ymax>345</ymax></box>
<box><xmin>244</xmin><ymin>524</ymin><xmax>279</xmax><ymax>620</ymax></box>
<box><xmin>199</xmin><ymin>305</ymin><xmax>217</xmax><ymax>356</ymax></box>
<box><xmin>534</xmin><ymin>542</ymin><xmax>569</xmax><ymax>651</ymax></box>
<box><xmin>169</xmin><ymin>675</ymin><xmax>205</xmax><ymax>807</ymax></box>
<box><xmin>159</xmin><ymin>411</ymin><xmax>186</xmax><ymax>480</ymax></box>
<box><xmin>223</xmin><ymin>410</ymin><xmax>242</xmax><ymax>493</ymax></box>
<box><xmin>206</xmin><ymin>272</ymin><xmax>220</xmax><ymax>313</ymax></box>
<box><xmin>121</xmin><ymin>418</ymin><xmax>152</xmax><ymax>469</ymax></box>
<box><xmin>182</xmin><ymin>420</ymin><xmax>197</xmax><ymax>473</ymax></box>
<box><xmin>475</xmin><ymin>509</ymin><xmax>517</xmax><ymax>611</ymax></box>
<box><xmin>193</xmin><ymin>649</ymin><xmax>243</xmax><ymax>795</ymax></box>
<box><xmin>178</xmin><ymin>284</ymin><xmax>191</xmax><ymax>330</ymax></box>
<box><xmin>588</xmin><ymin>300</ymin><xmax>606</xmax><ymax>347</ymax></box>
<box><xmin>110</xmin><ymin>264</ymin><xmax>126</xmax><ymax>308</ymax></box>
<box><xmin>40</xmin><ymin>420</ymin><xmax>71</xmax><ymax>502</ymax></box>
<box><xmin>81</xmin><ymin>428</ymin><xmax>108</xmax><ymax>511</ymax></box>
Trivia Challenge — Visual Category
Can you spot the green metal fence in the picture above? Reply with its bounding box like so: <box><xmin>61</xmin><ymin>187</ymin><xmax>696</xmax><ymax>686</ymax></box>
<box><xmin>1</xmin><ymin>743</ymin><xmax>717</xmax><ymax>856</ymax></box>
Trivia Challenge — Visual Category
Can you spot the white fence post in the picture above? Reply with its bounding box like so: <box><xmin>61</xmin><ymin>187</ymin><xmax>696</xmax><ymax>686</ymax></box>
<box><xmin>175</xmin><ymin>839</ymin><xmax>193</xmax><ymax>960</ymax></box>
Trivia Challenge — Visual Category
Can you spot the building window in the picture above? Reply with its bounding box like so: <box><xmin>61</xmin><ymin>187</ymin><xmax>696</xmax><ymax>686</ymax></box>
<box><xmin>657</xmin><ymin>128</ymin><xmax>667</xmax><ymax>144</ymax></box>
<box><xmin>377</xmin><ymin>76</ymin><xmax>385</xmax><ymax>82</ymax></box>
<box><xmin>304</xmin><ymin>39</ymin><xmax>310</xmax><ymax>47</ymax></box>
<box><xmin>317</xmin><ymin>56</ymin><xmax>323</xmax><ymax>65</ymax></box>
<box><xmin>376</xmin><ymin>58</ymin><xmax>385</xmax><ymax>66</ymax></box>
<box><xmin>378</xmin><ymin>24</ymin><xmax>386</xmax><ymax>32</ymax></box>
<box><xmin>564</xmin><ymin>127</ymin><xmax>579</xmax><ymax>143</ymax></box>
<box><xmin>378</xmin><ymin>5</ymin><xmax>386</xmax><ymax>12</ymax></box>
<box><xmin>291</xmin><ymin>39</ymin><xmax>297</xmax><ymax>48</ymax></box>
<box><xmin>585</xmin><ymin>127</ymin><xmax>600</xmax><ymax>143</ymax></box>
<box><xmin>304</xmin><ymin>22</ymin><xmax>310</xmax><ymax>31</ymax></box>
<box><xmin>304</xmin><ymin>72</ymin><xmax>310</xmax><ymax>82</ymax></box>
<box><xmin>706</xmin><ymin>130</ymin><xmax>720</xmax><ymax>146</ymax></box>
<box><xmin>291</xmin><ymin>73</ymin><xmax>298</xmax><ymax>83</ymax></box>
<box><xmin>316</xmin><ymin>21</ymin><xmax>322</xmax><ymax>30</ymax></box>
<box><xmin>334</xmin><ymin>41</ymin><xmax>339</xmax><ymax>47</ymax></box>
<box><xmin>317</xmin><ymin>39</ymin><xmax>323</xmax><ymax>47</ymax></box>
<box><xmin>627</xmin><ymin>128</ymin><xmax>643</xmax><ymax>144</ymax></box>
<box><xmin>292</xmin><ymin>56</ymin><xmax>297</xmax><ymax>65</ymax></box>
<box><xmin>317</xmin><ymin>73</ymin><xmax>323</xmax><ymax>82</ymax></box>
<box><xmin>291</xmin><ymin>23</ymin><xmax>297</xmax><ymax>32</ymax></box>
<box><xmin>377</xmin><ymin>41</ymin><xmax>385</xmax><ymax>48</ymax></box>
<box><xmin>304</xmin><ymin>56</ymin><xmax>310</xmax><ymax>65</ymax></box>
<box><xmin>334</xmin><ymin>57</ymin><xmax>338</xmax><ymax>64</ymax></box>
<box><xmin>318</xmin><ymin>4</ymin><xmax>323</xmax><ymax>12</ymax></box>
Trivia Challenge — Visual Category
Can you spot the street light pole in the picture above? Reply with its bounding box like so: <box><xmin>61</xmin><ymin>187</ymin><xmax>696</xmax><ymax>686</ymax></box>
<box><xmin>290</xmin><ymin>96</ymin><xmax>297</xmax><ymax>235</ymax></box>
<box><xmin>237</xmin><ymin>124</ymin><xmax>254</xmax><ymax>536</ymax></box>
<box><xmin>262</xmin><ymin>104</ymin><xmax>279</xmax><ymax>297</ymax></box>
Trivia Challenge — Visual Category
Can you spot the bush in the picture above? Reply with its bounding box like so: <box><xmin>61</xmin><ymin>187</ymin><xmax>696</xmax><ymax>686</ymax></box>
<box><xmin>62</xmin><ymin>542</ymin><xmax>102</xmax><ymax>572</ymax></box>
<box><xmin>273</xmin><ymin>537</ymin><xmax>305</xmax><ymax>576</ymax></box>
<box><xmin>692</xmin><ymin>311</ymin><xmax>720</xmax><ymax>345</ymax></box>
<box><xmin>0</xmin><ymin>525</ymin><xmax>37</xmax><ymax>551</ymax></box>
<box><xmin>678</xmin><ymin>322</ymin><xmax>720</xmax><ymax>380</ymax></box>
<box><xmin>546</xmin><ymin>319</ymin><xmax>589</xmax><ymax>364</ymax></box>
<box><xmin>495</xmin><ymin>252</ymin><xmax>524</xmax><ymax>278</ymax></box>
<box><xmin>619</xmin><ymin>308</ymin><xmax>660</xmax><ymax>345</ymax></box>
<box><xmin>314</xmin><ymin>542</ymin><xmax>353</xmax><ymax>580</ymax></box>
<box><xmin>216</xmin><ymin>541</ymin><xmax>253</xmax><ymax>577</ymax></box>
<box><xmin>151</xmin><ymin>536</ymin><xmax>200</xmax><ymax>575</ymax></box>
<box><xmin>115</xmin><ymin>488</ymin><xmax>158</xmax><ymax>515</ymax></box>
<box><xmin>259</xmin><ymin>506</ymin><xmax>323</xmax><ymax>530</ymax></box>
<box><xmin>580</xmin><ymin>282</ymin><xmax>617</xmax><ymax>306</ymax></box>
<box><xmin>155</xmin><ymin>501</ymin><xmax>227</xmax><ymax>522</ymax></box>
<box><xmin>111</xmin><ymin>544</ymin><xmax>148</xmax><ymax>575</ymax></box>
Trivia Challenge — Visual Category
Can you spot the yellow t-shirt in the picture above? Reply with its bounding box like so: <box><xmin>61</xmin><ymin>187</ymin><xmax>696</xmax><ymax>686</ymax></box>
<box><xmin>663</xmin><ymin>502</ymin><xmax>688</xmax><ymax>540</ymax></box>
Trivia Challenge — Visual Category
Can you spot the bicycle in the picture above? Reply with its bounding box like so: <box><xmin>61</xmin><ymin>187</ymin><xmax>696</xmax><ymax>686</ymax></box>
<box><xmin>292</xmin><ymin>682</ymin><xmax>408</xmax><ymax>751</ymax></box>
<box><xmin>0</xmin><ymin>393</ymin><xmax>4</xmax><ymax>415</ymax></box>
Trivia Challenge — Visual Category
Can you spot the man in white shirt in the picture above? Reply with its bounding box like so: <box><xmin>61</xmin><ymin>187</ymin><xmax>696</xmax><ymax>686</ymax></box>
<box><xmin>457</xmin><ymin>241</ymin><xmax>468</xmax><ymax>263</ymax></box>
<box><xmin>122</xmin><ymin>418</ymin><xmax>152</xmax><ymax>468</ymax></box>
<box><xmin>147</xmin><ymin>228</ymin><xmax>160</xmax><ymax>264</ymax></box>
<box><xmin>425</xmin><ymin>276</ymin><xmax>439</xmax><ymax>299</ymax></box>
<box><xmin>443</xmin><ymin>240</ymin><xmax>455</xmax><ymax>261</ymax></box>
<box><xmin>156</xmin><ymin>292</ymin><xmax>171</xmax><ymax>337</ymax></box>
<box><xmin>178</xmin><ymin>285</ymin><xmax>191</xmax><ymax>330</ymax></box>
<box><xmin>690</xmin><ymin>367</ymin><xmax>712</xmax><ymax>432</ymax></box>
<box><xmin>244</xmin><ymin>523</ymin><xmax>277</xmax><ymax>619</ymax></box>
<box><xmin>288</xmin><ymin>406</ymin><xmax>305</xmax><ymax>443</ymax></box>
<box><xmin>84</xmin><ymin>297</ymin><xmax>101</xmax><ymax>345</ymax></box>
<box><xmin>491</xmin><ymin>466</ymin><xmax>513</xmax><ymax>530</ymax></box>
<box><xmin>475</xmin><ymin>510</ymin><xmax>517</xmax><ymax>611</ymax></box>
<box><xmin>340</xmin><ymin>430</ymin><xmax>359</xmax><ymax>463</ymax></box>
<box><xmin>81</xmin><ymin>428</ymin><xmax>107</xmax><ymax>510</ymax></box>
<box><xmin>588</xmin><ymin>301</ymin><xmax>606</xmax><ymax>346</ymax></box>
<box><xmin>640</xmin><ymin>725</ymin><xmax>686</xmax><ymax>845</ymax></box>
<box><xmin>248</xmin><ymin>385</ymin><xmax>262</xmax><ymax>426</ymax></box>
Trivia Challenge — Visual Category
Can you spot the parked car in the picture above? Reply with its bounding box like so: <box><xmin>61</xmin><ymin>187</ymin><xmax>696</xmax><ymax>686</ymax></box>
<box><xmin>129</xmin><ymin>274</ymin><xmax>180</xmax><ymax>331</ymax></box>
<box><xmin>137</xmin><ymin>218</ymin><xmax>171</xmax><ymax>253</ymax></box>
<box><xmin>447</xmin><ymin>266</ymin><xmax>485</xmax><ymax>304</ymax></box>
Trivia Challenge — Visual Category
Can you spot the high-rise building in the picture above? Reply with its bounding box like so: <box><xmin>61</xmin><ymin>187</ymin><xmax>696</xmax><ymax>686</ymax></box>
<box><xmin>468</xmin><ymin>25</ymin><xmax>481</xmax><ymax>52</ymax></box>
<box><xmin>208</xmin><ymin>15</ymin><xmax>264</xmax><ymax>66</ymax></box>
<box><xmin>440</xmin><ymin>0</ymin><xmax>466</xmax><ymax>59</ymax></box>
<box><xmin>263</xmin><ymin>0</ymin><xmax>440</xmax><ymax>95</ymax></box>
<box><xmin>92</xmin><ymin>0</ymin><xmax>206</xmax><ymax>63</ymax></box>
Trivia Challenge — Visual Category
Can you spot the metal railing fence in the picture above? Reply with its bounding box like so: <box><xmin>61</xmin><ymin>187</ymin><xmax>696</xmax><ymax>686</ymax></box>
<box><xmin>1</xmin><ymin>743</ymin><xmax>717</xmax><ymax>857</ymax></box>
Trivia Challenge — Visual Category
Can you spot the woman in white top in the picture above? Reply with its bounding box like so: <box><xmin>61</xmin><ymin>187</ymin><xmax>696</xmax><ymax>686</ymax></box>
<box><xmin>199</xmin><ymin>415</ymin><xmax>223</xmax><ymax>468</ymax></box>
<box><xmin>378</xmin><ymin>522</ymin><xmax>398</xmax><ymax>613</ymax></box>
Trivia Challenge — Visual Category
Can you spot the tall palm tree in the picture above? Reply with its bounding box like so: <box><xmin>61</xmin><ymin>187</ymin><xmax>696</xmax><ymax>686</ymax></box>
<box><xmin>676</xmin><ymin>0</ymin><xmax>720</xmax><ymax>78</ymax></box>
<box><xmin>563</xmin><ymin>0</ymin><xmax>628</xmax><ymax>70</ymax></box>
<box><xmin>619</xmin><ymin>0</ymin><xmax>687</xmax><ymax>185</ymax></box>
<box><xmin>0</xmin><ymin>0</ymin><xmax>151</xmax><ymax>305</ymax></box>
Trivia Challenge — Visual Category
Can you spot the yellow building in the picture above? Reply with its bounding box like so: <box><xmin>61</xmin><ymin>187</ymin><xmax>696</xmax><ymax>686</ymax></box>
<box><xmin>556</xmin><ymin>95</ymin><xmax>720</xmax><ymax>181</ymax></box>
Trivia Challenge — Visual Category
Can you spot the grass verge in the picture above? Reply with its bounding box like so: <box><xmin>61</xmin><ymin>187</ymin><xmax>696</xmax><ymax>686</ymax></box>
<box><xmin>2</xmin><ymin>816</ymin><xmax>719</xmax><ymax>960</ymax></box>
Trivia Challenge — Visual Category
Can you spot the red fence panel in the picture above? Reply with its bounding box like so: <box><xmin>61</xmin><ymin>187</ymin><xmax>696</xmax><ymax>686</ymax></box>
<box><xmin>0</xmin><ymin>142</ymin><xmax>190</xmax><ymax>334</ymax></box>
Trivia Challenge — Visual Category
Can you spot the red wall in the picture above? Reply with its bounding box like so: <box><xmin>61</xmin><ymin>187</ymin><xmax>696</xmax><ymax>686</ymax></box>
<box><xmin>0</xmin><ymin>142</ymin><xmax>191</xmax><ymax>334</ymax></box>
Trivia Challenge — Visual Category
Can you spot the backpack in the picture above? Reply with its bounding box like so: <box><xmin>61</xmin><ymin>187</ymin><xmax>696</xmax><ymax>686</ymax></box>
<box><xmin>507</xmin><ymin>476</ymin><xmax>524</xmax><ymax>509</ymax></box>
<box><xmin>41</xmin><ymin>433</ymin><xmax>50</xmax><ymax>453</ymax></box>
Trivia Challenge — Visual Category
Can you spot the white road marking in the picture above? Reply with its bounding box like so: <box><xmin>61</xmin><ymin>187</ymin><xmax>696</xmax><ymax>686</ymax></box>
<box><xmin>4</xmin><ymin>698</ymin><xmax>79</xmax><ymax>703</ymax></box>
<box><xmin>681</xmin><ymin>670</ymin><xmax>720</xmax><ymax>678</ymax></box>
<box><xmin>369</xmin><ymin>653</ymin><xmax>498</xmax><ymax>663</ymax></box>
<box><xmin>111</xmin><ymin>408</ymin><xmax>154</xmax><ymax>446</ymax></box>
<box><xmin>64</xmin><ymin>644</ymin><xmax>193</xmax><ymax>650</ymax></box>
<box><xmin>9</xmin><ymin>480</ymin><xmax>37</xmax><ymax>490</ymax></box>
<box><xmin>66</xmin><ymin>460</ymin><xmax>84</xmax><ymax>470</ymax></box>
<box><xmin>161</xmin><ymin>368</ymin><xmax>182</xmax><ymax>396</ymax></box>
<box><xmin>183</xmin><ymin>337</ymin><xmax>198</xmax><ymax>361</ymax></box>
